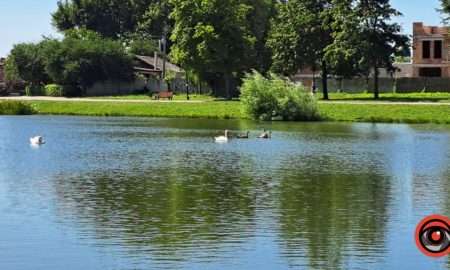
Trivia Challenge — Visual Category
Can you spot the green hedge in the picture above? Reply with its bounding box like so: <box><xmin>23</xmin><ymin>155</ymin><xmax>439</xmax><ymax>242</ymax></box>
<box><xmin>25</xmin><ymin>85</ymin><xmax>44</xmax><ymax>96</ymax></box>
<box><xmin>44</xmin><ymin>84</ymin><xmax>64</xmax><ymax>97</ymax></box>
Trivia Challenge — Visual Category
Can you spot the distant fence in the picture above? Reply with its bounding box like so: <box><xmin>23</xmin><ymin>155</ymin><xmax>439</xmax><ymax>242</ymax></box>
<box><xmin>295</xmin><ymin>77</ymin><xmax>450</xmax><ymax>93</ymax></box>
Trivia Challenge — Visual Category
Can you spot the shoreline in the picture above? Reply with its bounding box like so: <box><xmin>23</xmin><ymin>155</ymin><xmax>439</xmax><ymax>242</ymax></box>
<box><xmin>1</xmin><ymin>97</ymin><xmax>450</xmax><ymax>124</ymax></box>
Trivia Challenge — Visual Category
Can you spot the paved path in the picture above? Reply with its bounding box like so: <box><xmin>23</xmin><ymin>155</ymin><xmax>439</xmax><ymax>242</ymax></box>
<box><xmin>0</xmin><ymin>96</ymin><xmax>211</xmax><ymax>103</ymax></box>
<box><xmin>1</xmin><ymin>96</ymin><xmax>449</xmax><ymax>106</ymax></box>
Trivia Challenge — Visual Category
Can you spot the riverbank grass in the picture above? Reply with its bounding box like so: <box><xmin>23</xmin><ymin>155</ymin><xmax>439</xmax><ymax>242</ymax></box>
<box><xmin>26</xmin><ymin>100</ymin><xmax>450</xmax><ymax>124</ymax></box>
<box><xmin>0</xmin><ymin>100</ymin><xmax>37</xmax><ymax>115</ymax></box>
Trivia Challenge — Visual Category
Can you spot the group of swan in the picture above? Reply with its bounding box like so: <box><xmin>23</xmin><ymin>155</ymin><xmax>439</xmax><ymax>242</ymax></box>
<box><xmin>215</xmin><ymin>130</ymin><xmax>271</xmax><ymax>143</ymax></box>
<box><xmin>30</xmin><ymin>136</ymin><xmax>45</xmax><ymax>145</ymax></box>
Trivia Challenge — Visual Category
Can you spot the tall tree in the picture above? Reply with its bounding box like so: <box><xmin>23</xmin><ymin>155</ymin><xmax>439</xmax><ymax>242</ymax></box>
<box><xmin>4</xmin><ymin>42</ymin><xmax>50</xmax><ymax>84</ymax></box>
<box><xmin>351</xmin><ymin>0</ymin><xmax>408</xmax><ymax>99</ymax></box>
<box><xmin>267</xmin><ymin>0</ymin><xmax>335</xmax><ymax>100</ymax></box>
<box><xmin>42</xmin><ymin>29</ymin><xmax>135</xmax><ymax>92</ymax></box>
<box><xmin>52</xmin><ymin>0</ymin><xmax>168</xmax><ymax>40</ymax></box>
<box><xmin>244</xmin><ymin>0</ymin><xmax>276</xmax><ymax>74</ymax></box>
<box><xmin>169</xmin><ymin>0</ymin><xmax>256</xmax><ymax>98</ymax></box>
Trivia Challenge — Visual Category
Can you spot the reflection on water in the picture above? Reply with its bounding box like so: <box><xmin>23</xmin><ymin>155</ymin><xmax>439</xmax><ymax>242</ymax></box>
<box><xmin>0</xmin><ymin>116</ymin><xmax>449</xmax><ymax>269</ymax></box>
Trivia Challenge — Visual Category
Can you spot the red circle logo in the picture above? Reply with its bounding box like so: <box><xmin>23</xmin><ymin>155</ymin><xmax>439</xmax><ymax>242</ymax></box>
<box><xmin>415</xmin><ymin>215</ymin><xmax>450</xmax><ymax>258</ymax></box>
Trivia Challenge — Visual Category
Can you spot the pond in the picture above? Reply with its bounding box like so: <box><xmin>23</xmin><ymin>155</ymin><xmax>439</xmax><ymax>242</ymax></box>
<box><xmin>0</xmin><ymin>116</ymin><xmax>449</xmax><ymax>269</ymax></box>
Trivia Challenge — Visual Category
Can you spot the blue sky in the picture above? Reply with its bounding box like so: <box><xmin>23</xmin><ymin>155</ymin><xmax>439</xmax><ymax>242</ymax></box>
<box><xmin>0</xmin><ymin>0</ymin><xmax>445</xmax><ymax>56</ymax></box>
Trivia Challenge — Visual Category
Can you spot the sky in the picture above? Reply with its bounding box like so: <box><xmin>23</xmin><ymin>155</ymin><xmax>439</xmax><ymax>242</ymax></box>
<box><xmin>0</xmin><ymin>0</ymin><xmax>446</xmax><ymax>57</ymax></box>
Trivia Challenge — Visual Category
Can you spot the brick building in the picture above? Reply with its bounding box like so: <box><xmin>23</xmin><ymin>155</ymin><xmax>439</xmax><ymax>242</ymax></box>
<box><xmin>412</xmin><ymin>22</ymin><xmax>450</xmax><ymax>77</ymax></box>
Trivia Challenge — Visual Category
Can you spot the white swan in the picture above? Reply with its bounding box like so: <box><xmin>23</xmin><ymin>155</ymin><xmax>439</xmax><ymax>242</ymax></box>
<box><xmin>215</xmin><ymin>130</ymin><xmax>229</xmax><ymax>143</ymax></box>
<box><xmin>30</xmin><ymin>136</ymin><xmax>45</xmax><ymax>145</ymax></box>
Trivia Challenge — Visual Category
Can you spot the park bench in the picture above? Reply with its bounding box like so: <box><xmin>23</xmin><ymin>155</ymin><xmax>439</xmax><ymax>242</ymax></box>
<box><xmin>151</xmin><ymin>91</ymin><xmax>174</xmax><ymax>100</ymax></box>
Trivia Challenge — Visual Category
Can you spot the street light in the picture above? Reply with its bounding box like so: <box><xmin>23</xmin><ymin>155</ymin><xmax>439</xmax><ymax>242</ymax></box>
<box><xmin>160</xmin><ymin>36</ymin><xmax>167</xmax><ymax>83</ymax></box>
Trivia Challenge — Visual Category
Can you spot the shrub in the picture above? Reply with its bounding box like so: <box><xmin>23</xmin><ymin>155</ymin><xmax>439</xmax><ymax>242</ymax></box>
<box><xmin>25</xmin><ymin>84</ymin><xmax>44</xmax><ymax>96</ymax></box>
<box><xmin>43</xmin><ymin>84</ymin><xmax>82</xmax><ymax>97</ymax></box>
<box><xmin>240</xmin><ymin>71</ymin><xmax>321</xmax><ymax>121</ymax></box>
<box><xmin>0</xmin><ymin>100</ymin><xmax>37</xmax><ymax>115</ymax></box>
<box><xmin>45</xmin><ymin>84</ymin><xmax>64</xmax><ymax>97</ymax></box>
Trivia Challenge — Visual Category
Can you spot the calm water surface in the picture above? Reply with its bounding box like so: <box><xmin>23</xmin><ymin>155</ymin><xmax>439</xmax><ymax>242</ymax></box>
<box><xmin>0</xmin><ymin>116</ymin><xmax>449</xmax><ymax>270</ymax></box>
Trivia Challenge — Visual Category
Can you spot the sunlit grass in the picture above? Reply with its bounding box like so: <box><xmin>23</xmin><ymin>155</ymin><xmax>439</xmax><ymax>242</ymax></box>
<box><xmin>319</xmin><ymin>92</ymin><xmax>450</xmax><ymax>102</ymax></box>
<box><xmin>0</xmin><ymin>100</ymin><xmax>37</xmax><ymax>115</ymax></box>
<box><xmin>28</xmin><ymin>100</ymin><xmax>450</xmax><ymax>124</ymax></box>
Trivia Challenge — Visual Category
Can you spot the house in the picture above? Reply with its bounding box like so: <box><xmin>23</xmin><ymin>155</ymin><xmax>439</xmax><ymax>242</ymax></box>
<box><xmin>87</xmin><ymin>54</ymin><xmax>184</xmax><ymax>96</ymax></box>
<box><xmin>134</xmin><ymin>53</ymin><xmax>184</xmax><ymax>79</ymax></box>
<box><xmin>412</xmin><ymin>22</ymin><xmax>450</xmax><ymax>77</ymax></box>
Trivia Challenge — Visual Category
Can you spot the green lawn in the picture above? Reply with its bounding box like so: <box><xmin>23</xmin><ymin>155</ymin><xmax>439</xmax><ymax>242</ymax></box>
<box><xmin>29</xmin><ymin>100</ymin><xmax>450</xmax><ymax>124</ymax></box>
<box><xmin>323</xmin><ymin>92</ymin><xmax>450</xmax><ymax>103</ymax></box>
<box><xmin>32</xmin><ymin>100</ymin><xmax>244</xmax><ymax>119</ymax></box>
<box><xmin>89</xmin><ymin>94</ymin><xmax>215</xmax><ymax>101</ymax></box>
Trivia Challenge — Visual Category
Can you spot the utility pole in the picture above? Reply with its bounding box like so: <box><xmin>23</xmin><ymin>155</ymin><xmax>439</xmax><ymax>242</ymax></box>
<box><xmin>160</xmin><ymin>34</ymin><xmax>167</xmax><ymax>84</ymax></box>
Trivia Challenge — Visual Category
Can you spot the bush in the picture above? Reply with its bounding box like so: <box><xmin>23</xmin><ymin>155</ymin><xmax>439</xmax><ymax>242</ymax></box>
<box><xmin>0</xmin><ymin>100</ymin><xmax>37</xmax><ymax>115</ymax></box>
<box><xmin>25</xmin><ymin>84</ymin><xmax>44</xmax><ymax>96</ymax></box>
<box><xmin>44</xmin><ymin>84</ymin><xmax>64</xmax><ymax>97</ymax></box>
<box><xmin>240</xmin><ymin>71</ymin><xmax>321</xmax><ymax>121</ymax></box>
<box><xmin>44</xmin><ymin>84</ymin><xmax>82</xmax><ymax>97</ymax></box>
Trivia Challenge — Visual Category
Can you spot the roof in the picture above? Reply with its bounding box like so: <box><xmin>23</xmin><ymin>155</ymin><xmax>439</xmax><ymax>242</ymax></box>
<box><xmin>134</xmin><ymin>55</ymin><xmax>183</xmax><ymax>74</ymax></box>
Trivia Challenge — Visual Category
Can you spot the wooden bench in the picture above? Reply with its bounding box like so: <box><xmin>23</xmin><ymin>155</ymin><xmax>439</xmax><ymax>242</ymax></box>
<box><xmin>151</xmin><ymin>91</ymin><xmax>173</xmax><ymax>100</ymax></box>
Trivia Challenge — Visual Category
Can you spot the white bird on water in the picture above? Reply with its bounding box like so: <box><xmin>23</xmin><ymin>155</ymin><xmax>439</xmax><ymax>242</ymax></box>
<box><xmin>214</xmin><ymin>130</ymin><xmax>229</xmax><ymax>143</ymax></box>
<box><xmin>30</xmin><ymin>136</ymin><xmax>45</xmax><ymax>145</ymax></box>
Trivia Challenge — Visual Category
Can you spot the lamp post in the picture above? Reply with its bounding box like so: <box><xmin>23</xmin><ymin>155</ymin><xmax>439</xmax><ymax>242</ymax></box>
<box><xmin>185</xmin><ymin>68</ymin><xmax>190</xmax><ymax>100</ymax></box>
<box><xmin>160</xmin><ymin>36</ymin><xmax>167</xmax><ymax>84</ymax></box>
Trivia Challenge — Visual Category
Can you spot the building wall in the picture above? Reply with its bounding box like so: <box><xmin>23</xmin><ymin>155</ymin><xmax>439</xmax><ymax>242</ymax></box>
<box><xmin>412</xmin><ymin>22</ymin><xmax>450</xmax><ymax>77</ymax></box>
<box><xmin>295</xmin><ymin>77</ymin><xmax>450</xmax><ymax>93</ymax></box>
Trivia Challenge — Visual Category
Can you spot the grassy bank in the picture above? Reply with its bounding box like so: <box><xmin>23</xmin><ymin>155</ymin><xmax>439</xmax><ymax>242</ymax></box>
<box><xmin>27</xmin><ymin>100</ymin><xmax>450</xmax><ymax>124</ymax></box>
<box><xmin>319</xmin><ymin>92</ymin><xmax>450</xmax><ymax>103</ymax></box>
<box><xmin>31</xmin><ymin>100</ymin><xmax>244</xmax><ymax>119</ymax></box>
<box><xmin>89</xmin><ymin>92</ymin><xmax>450</xmax><ymax>103</ymax></box>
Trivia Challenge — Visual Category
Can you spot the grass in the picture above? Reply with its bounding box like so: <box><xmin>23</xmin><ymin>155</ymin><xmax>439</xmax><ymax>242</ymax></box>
<box><xmin>26</xmin><ymin>99</ymin><xmax>450</xmax><ymax>124</ymax></box>
<box><xmin>319</xmin><ymin>103</ymin><xmax>450</xmax><ymax>124</ymax></box>
<box><xmin>322</xmin><ymin>92</ymin><xmax>450</xmax><ymax>103</ymax></box>
<box><xmin>0</xmin><ymin>100</ymin><xmax>37</xmax><ymax>115</ymax></box>
<box><xmin>31</xmin><ymin>100</ymin><xmax>244</xmax><ymax>119</ymax></box>
<box><xmin>89</xmin><ymin>94</ymin><xmax>216</xmax><ymax>101</ymax></box>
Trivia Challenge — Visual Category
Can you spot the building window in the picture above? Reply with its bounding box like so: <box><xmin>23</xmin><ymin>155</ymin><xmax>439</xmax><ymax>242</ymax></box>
<box><xmin>422</xmin><ymin>41</ymin><xmax>431</xmax><ymax>59</ymax></box>
<box><xmin>419</xmin><ymin>67</ymin><xmax>441</xmax><ymax>77</ymax></box>
<box><xmin>434</xmin><ymin>40</ymin><xmax>442</xmax><ymax>59</ymax></box>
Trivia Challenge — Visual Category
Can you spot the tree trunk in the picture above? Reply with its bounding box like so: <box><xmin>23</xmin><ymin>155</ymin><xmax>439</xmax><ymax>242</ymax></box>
<box><xmin>225</xmin><ymin>74</ymin><xmax>230</xmax><ymax>100</ymax></box>
<box><xmin>373</xmin><ymin>66</ymin><xmax>379</xmax><ymax>99</ymax></box>
<box><xmin>322</xmin><ymin>61</ymin><xmax>329</xmax><ymax>100</ymax></box>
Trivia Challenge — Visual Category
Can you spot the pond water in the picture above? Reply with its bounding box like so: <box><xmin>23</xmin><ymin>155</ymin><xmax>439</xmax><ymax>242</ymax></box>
<box><xmin>0</xmin><ymin>116</ymin><xmax>449</xmax><ymax>270</ymax></box>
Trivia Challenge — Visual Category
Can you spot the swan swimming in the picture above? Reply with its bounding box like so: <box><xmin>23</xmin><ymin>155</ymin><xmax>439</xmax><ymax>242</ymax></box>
<box><xmin>215</xmin><ymin>130</ymin><xmax>229</xmax><ymax>143</ymax></box>
<box><xmin>30</xmin><ymin>136</ymin><xmax>45</xmax><ymax>145</ymax></box>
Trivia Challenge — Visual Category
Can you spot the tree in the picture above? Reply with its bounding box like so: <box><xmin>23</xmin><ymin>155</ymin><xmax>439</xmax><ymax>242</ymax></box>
<box><xmin>52</xmin><ymin>0</ymin><xmax>162</xmax><ymax>39</ymax></box>
<box><xmin>4</xmin><ymin>42</ymin><xmax>50</xmax><ymax>84</ymax></box>
<box><xmin>440</xmin><ymin>0</ymin><xmax>450</xmax><ymax>23</ymax></box>
<box><xmin>267</xmin><ymin>0</ymin><xmax>335</xmax><ymax>100</ymax></box>
<box><xmin>43</xmin><ymin>29</ymin><xmax>135</xmax><ymax>92</ymax></box>
<box><xmin>170</xmin><ymin>0</ymin><xmax>256</xmax><ymax>98</ymax></box>
<box><xmin>244</xmin><ymin>0</ymin><xmax>276</xmax><ymax>74</ymax></box>
<box><xmin>349</xmin><ymin>0</ymin><xmax>408</xmax><ymax>99</ymax></box>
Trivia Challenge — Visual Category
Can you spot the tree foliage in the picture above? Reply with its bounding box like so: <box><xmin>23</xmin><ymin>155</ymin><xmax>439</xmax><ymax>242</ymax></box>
<box><xmin>4</xmin><ymin>42</ymin><xmax>50</xmax><ymax>83</ymax></box>
<box><xmin>43</xmin><ymin>29</ymin><xmax>135</xmax><ymax>91</ymax></box>
<box><xmin>331</xmin><ymin>0</ymin><xmax>408</xmax><ymax>99</ymax></box>
<box><xmin>169</xmin><ymin>0</ymin><xmax>257</xmax><ymax>98</ymax></box>
<box><xmin>52</xmin><ymin>0</ymin><xmax>170</xmax><ymax>40</ymax></box>
<box><xmin>267</xmin><ymin>0</ymin><xmax>335</xmax><ymax>99</ymax></box>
